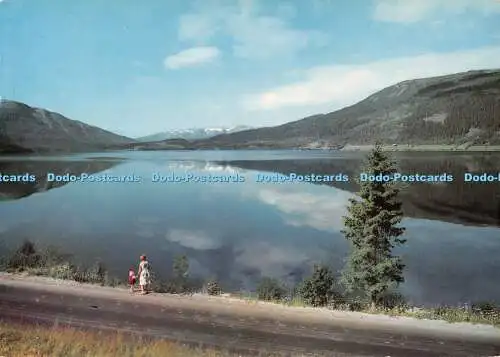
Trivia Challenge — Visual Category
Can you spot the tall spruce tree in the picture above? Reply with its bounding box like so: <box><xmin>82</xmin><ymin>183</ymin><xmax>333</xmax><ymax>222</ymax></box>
<box><xmin>341</xmin><ymin>143</ymin><xmax>406</xmax><ymax>310</ymax></box>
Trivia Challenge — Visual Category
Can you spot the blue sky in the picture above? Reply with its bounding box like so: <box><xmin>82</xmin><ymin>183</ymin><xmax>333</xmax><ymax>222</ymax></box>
<box><xmin>1</xmin><ymin>0</ymin><xmax>500</xmax><ymax>137</ymax></box>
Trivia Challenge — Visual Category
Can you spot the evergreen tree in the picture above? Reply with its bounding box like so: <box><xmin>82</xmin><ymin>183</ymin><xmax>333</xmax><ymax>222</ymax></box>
<box><xmin>173</xmin><ymin>255</ymin><xmax>189</xmax><ymax>279</ymax></box>
<box><xmin>341</xmin><ymin>143</ymin><xmax>406</xmax><ymax>310</ymax></box>
<box><xmin>171</xmin><ymin>255</ymin><xmax>190</xmax><ymax>293</ymax></box>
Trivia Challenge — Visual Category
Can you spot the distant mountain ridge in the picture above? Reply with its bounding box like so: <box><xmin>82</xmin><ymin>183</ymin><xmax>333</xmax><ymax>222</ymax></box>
<box><xmin>3</xmin><ymin>68</ymin><xmax>500</xmax><ymax>153</ymax></box>
<box><xmin>137</xmin><ymin>125</ymin><xmax>253</xmax><ymax>142</ymax></box>
<box><xmin>117</xmin><ymin>69</ymin><xmax>500</xmax><ymax>151</ymax></box>
<box><xmin>0</xmin><ymin>100</ymin><xmax>135</xmax><ymax>153</ymax></box>
<box><xmin>191</xmin><ymin>69</ymin><xmax>500</xmax><ymax>149</ymax></box>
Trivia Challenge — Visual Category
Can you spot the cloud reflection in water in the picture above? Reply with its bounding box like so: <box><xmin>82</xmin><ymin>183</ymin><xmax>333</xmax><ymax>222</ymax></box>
<box><xmin>245</xmin><ymin>179</ymin><xmax>500</xmax><ymax>305</ymax></box>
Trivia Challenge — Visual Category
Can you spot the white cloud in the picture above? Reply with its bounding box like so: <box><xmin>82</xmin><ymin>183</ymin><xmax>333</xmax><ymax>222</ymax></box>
<box><xmin>177</xmin><ymin>1</ymin><xmax>327</xmax><ymax>59</ymax></box>
<box><xmin>242</xmin><ymin>46</ymin><xmax>500</xmax><ymax>110</ymax></box>
<box><xmin>253</xmin><ymin>186</ymin><xmax>354</xmax><ymax>232</ymax></box>
<box><xmin>166</xmin><ymin>229</ymin><xmax>221</xmax><ymax>250</ymax></box>
<box><xmin>373</xmin><ymin>0</ymin><xmax>500</xmax><ymax>23</ymax></box>
<box><xmin>226</xmin><ymin>15</ymin><xmax>327</xmax><ymax>59</ymax></box>
<box><xmin>237</xmin><ymin>241</ymin><xmax>309</xmax><ymax>277</ymax></box>
<box><xmin>164</xmin><ymin>46</ymin><xmax>220</xmax><ymax>70</ymax></box>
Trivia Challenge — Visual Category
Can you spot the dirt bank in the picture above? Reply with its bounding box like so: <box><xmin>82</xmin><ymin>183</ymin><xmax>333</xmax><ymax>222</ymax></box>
<box><xmin>1</xmin><ymin>273</ymin><xmax>499</xmax><ymax>356</ymax></box>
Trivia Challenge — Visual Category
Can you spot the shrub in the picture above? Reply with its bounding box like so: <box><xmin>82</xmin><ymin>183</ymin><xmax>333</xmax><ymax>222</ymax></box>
<box><xmin>38</xmin><ymin>245</ymin><xmax>72</xmax><ymax>267</ymax></box>
<box><xmin>433</xmin><ymin>305</ymin><xmax>455</xmax><ymax>317</ymax></box>
<box><xmin>206</xmin><ymin>279</ymin><xmax>222</xmax><ymax>296</ymax></box>
<box><xmin>7</xmin><ymin>240</ymin><xmax>41</xmax><ymax>271</ymax></box>
<box><xmin>149</xmin><ymin>256</ymin><xmax>198</xmax><ymax>295</ymax></box>
<box><xmin>377</xmin><ymin>291</ymin><xmax>409</xmax><ymax>312</ymax></box>
<box><xmin>48</xmin><ymin>263</ymin><xmax>75</xmax><ymax>280</ymax></box>
<box><xmin>162</xmin><ymin>280</ymin><xmax>183</xmax><ymax>294</ymax></box>
<box><xmin>472</xmin><ymin>301</ymin><xmax>499</xmax><ymax>317</ymax></box>
<box><xmin>149</xmin><ymin>271</ymin><xmax>167</xmax><ymax>293</ymax></box>
<box><xmin>256</xmin><ymin>277</ymin><xmax>287</xmax><ymax>301</ymax></box>
<box><xmin>88</xmin><ymin>261</ymin><xmax>107</xmax><ymax>285</ymax></box>
<box><xmin>105</xmin><ymin>276</ymin><xmax>124</xmax><ymax>287</ymax></box>
<box><xmin>0</xmin><ymin>255</ymin><xmax>8</xmax><ymax>270</ymax></box>
<box><xmin>346</xmin><ymin>297</ymin><xmax>367</xmax><ymax>311</ymax></box>
<box><xmin>166</xmin><ymin>255</ymin><xmax>193</xmax><ymax>294</ymax></box>
<box><xmin>71</xmin><ymin>262</ymin><xmax>107</xmax><ymax>285</ymax></box>
<box><xmin>6</xmin><ymin>241</ymin><xmax>73</xmax><ymax>275</ymax></box>
<box><xmin>72</xmin><ymin>267</ymin><xmax>91</xmax><ymax>283</ymax></box>
<box><xmin>173</xmin><ymin>255</ymin><xmax>189</xmax><ymax>279</ymax></box>
<box><xmin>299</xmin><ymin>265</ymin><xmax>342</xmax><ymax>307</ymax></box>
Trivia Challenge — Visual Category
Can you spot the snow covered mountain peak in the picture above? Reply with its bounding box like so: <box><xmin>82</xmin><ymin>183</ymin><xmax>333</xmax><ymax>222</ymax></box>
<box><xmin>137</xmin><ymin>125</ymin><xmax>253</xmax><ymax>142</ymax></box>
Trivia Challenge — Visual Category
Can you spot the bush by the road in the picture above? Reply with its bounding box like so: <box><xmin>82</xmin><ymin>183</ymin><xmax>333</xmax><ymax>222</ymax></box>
<box><xmin>298</xmin><ymin>264</ymin><xmax>342</xmax><ymax>307</ymax></box>
<box><xmin>206</xmin><ymin>279</ymin><xmax>222</xmax><ymax>296</ymax></box>
<box><xmin>5</xmin><ymin>240</ymin><xmax>118</xmax><ymax>286</ymax></box>
<box><xmin>256</xmin><ymin>277</ymin><xmax>287</xmax><ymax>301</ymax></box>
<box><xmin>7</xmin><ymin>240</ymin><xmax>42</xmax><ymax>271</ymax></box>
<box><xmin>151</xmin><ymin>255</ymin><xmax>202</xmax><ymax>295</ymax></box>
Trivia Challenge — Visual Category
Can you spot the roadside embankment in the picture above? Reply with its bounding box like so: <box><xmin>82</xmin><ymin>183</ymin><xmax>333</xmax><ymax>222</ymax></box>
<box><xmin>1</xmin><ymin>273</ymin><xmax>500</xmax><ymax>357</ymax></box>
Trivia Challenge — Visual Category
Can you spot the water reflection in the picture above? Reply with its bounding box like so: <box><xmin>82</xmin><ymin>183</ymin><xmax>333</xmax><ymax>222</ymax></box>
<box><xmin>245</xmin><ymin>182</ymin><xmax>500</xmax><ymax>305</ymax></box>
<box><xmin>0</xmin><ymin>153</ymin><xmax>499</xmax><ymax>306</ymax></box>
<box><xmin>0</xmin><ymin>159</ymin><xmax>120</xmax><ymax>201</ymax></box>
<box><xmin>221</xmin><ymin>153</ymin><xmax>500</xmax><ymax>227</ymax></box>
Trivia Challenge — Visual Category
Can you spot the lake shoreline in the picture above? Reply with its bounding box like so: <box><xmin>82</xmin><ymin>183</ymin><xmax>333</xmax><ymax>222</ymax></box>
<box><xmin>2</xmin><ymin>272</ymin><xmax>500</xmax><ymax>330</ymax></box>
<box><xmin>125</xmin><ymin>145</ymin><xmax>500</xmax><ymax>153</ymax></box>
<box><xmin>2</xmin><ymin>268</ymin><xmax>500</xmax><ymax>329</ymax></box>
<box><xmin>3</xmin><ymin>144</ymin><xmax>500</xmax><ymax>155</ymax></box>
<box><xmin>3</xmin><ymin>273</ymin><xmax>499</xmax><ymax>356</ymax></box>
<box><xmin>339</xmin><ymin>145</ymin><xmax>500</xmax><ymax>152</ymax></box>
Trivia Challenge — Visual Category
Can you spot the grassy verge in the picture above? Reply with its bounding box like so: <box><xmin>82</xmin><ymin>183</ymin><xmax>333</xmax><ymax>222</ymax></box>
<box><xmin>0</xmin><ymin>322</ymin><xmax>258</xmax><ymax>357</ymax></box>
<box><xmin>2</xmin><ymin>240</ymin><xmax>500</xmax><ymax>328</ymax></box>
<box><xmin>233</xmin><ymin>291</ymin><xmax>500</xmax><ymax>327</ymax></box>
<box><xmin>400</xmin><ymin>306</ymin><xmax>500</xmax><ymax>325</ymax></box>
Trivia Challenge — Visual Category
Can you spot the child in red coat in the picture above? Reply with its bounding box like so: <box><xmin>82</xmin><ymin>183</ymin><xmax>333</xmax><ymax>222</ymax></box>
<box><xmin>128</xmin><ymin>267</ymin><xmax>136</xmax><ymax>292</ymax></box>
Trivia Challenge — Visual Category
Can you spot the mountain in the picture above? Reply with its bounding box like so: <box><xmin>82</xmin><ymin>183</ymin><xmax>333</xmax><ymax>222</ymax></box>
<box><xmin>192</xmin><ymin>69</ymin><xmax>500</xmax><ymax>149</ymax></box>
<box><xmin>121</xmin><ymin>69</ymin><xmax>500</xmax><ymax>150</ymax></box>
<box><xmin>117</xmin><ymin>68</ymin><xmax>500</xmax><ymax>151</ymax></box>
<box><xmin>137</xmin><ymin>125</ymin><xmax>253</xmax><ymax>142</ymax></box>
<box><xmin>0</xmin><ymin>100</ymin><xmax>135</xmax><ymax>153</ymax></box>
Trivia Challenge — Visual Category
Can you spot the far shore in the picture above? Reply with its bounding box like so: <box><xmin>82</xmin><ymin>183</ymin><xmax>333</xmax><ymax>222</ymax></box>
<box><xmin>339</xmin><ymin>144</ymin><xmax>500</xmax><ymax>152</ymax></box>
<box><xmin>3</xmin><ymin>144</ymin><xmax>500</xmax><ymax>156</ymax></box>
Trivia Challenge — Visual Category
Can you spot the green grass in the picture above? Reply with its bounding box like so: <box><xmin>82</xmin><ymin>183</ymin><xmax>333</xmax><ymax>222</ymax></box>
<box><xmin>233</xmin><ymin>291</ymin><xmax>500</xmax><ymax>327</ymax></box>
<box><xmin>0</xmin><ymin>322</ymin><xmax>290</xmax><ymax>357</ymax></box>
<box><xmin>406</xmin><ymin>305</ymin><xmax>500</xmax><ymax>326</ymax></box>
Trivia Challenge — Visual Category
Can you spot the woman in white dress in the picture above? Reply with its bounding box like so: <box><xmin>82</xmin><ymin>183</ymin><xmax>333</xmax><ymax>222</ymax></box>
<box><xmin>137</xmin><ymin>255</ymin><xmax>151</xmax><ymax>294</ymax></box>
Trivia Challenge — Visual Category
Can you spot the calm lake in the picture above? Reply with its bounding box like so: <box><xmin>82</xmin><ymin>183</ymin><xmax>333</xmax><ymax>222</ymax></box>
<box><xmin>0</xmin><ymin>150</ymin><xmax>499</xmax><ymax>306</ymax></box>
